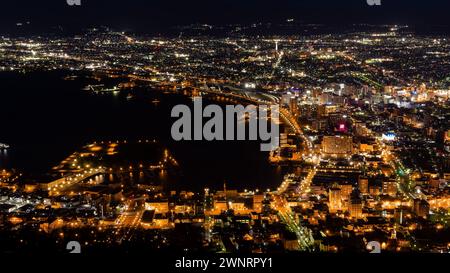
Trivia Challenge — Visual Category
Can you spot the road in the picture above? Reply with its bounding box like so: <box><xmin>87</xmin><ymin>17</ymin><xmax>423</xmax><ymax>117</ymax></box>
<box><xmin>115</xmin><ymin>200</ymin><xmax>145</xmax><ymax>243</ymax></box>
<box><xmin>378</xmin><ymin>139</ymin><xmax>417</xmax><ymax>200</ymax></box>
<box><xmin>273</xmin><ymin>194</ymin><xmax>314</xmax><ymax>251</ymax></box>
<box><xmin>202</xmin><ymin>85</ymin><xmax>319</xmax><ymax>251</ymax></box>
<box><xmin>297</xmin><ymin>168</ymin><xmax>317</xmax><ymax>197</ymax></box>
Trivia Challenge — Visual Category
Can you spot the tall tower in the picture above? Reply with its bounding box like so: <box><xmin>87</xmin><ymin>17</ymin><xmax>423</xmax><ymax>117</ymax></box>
<box><xmin>275</xmin><ymin>41</ymin><xmax>279</xmax><ymax>53</ymax></box>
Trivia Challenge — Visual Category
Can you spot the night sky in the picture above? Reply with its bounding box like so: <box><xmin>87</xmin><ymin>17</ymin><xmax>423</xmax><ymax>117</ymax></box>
<box><xmin>1</xmin><ymin>0</ymin><xmax>449</xmax><ymax>33</ymax></box>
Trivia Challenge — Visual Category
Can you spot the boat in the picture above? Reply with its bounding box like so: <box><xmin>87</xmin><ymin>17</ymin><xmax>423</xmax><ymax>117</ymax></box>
<box><xmin>83</xmin><ymin>84</ymin><xmax>121</xmax><ymax>95</ymax></box>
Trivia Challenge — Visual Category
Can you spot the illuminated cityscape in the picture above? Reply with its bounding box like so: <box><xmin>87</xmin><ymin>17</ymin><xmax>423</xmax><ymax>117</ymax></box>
<box><xmin>1</xmin><ymin>0</ymin><xmax>450</xmax><ymax>260</ymax></box>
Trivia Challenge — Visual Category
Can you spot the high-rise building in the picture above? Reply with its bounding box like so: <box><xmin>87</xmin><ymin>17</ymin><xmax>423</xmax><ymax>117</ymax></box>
<box><xmin>204</xmin><ymin>188</ymin><xmax>214</xmax><ymax>210</ymax></box>
<box><xmin>329</xmin><ymin>185</ymin><xmax>342</xmax><ymax>213</ymax></box>
<box><xmin>253</xmin><ymin>194</ymin><xmax>264</xmax><ymax>213</ymax></box>
<box><xmin>289</xmin><ymin>97</ymin><xmax>299</xmax><ymax>117</ymax></box>
<box><xmin>382</xmin><ymin>180</ymin><xmax>398</xmax><ymax>197</ymax></box>
<box><xmin>358</xmin><ymin>176</ymin><xmax>369</xmax><ymax>195</ymax></box>
<box><xmin>317</xmin><ymin>105</ymin><xmax>339</xmax><ymax>117</ymax></box>
<box><xmin>339</xmin><ymin>184</ymin><xmax>353</xmax><ymax>201</ymax></box>
<box><xmin>354</xmin><ymin>122</ymin><xmax>370</xmax><ymax>137</ymax></box>
<box><xmin>348</xmin><ymin>193</ymin><xmax>363</xmax><ymax>219</ymax></box>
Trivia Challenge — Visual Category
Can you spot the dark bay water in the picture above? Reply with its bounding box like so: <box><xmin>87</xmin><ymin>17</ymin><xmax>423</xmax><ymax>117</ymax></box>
<box><xmin>0</xmin><ymin>71</ymin><xmax>283</xmax><ymax>191</ymax></box>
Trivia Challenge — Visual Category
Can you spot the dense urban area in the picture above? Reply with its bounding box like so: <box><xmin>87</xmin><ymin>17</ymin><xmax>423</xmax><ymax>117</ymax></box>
<box><xmin>1</xmin><ymin>23</ymin><xmax>450</xmax><ymax>253</ymax></box>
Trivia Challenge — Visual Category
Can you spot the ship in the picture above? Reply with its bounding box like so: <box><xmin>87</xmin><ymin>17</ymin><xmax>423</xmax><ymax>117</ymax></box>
<box><xmin>0</xmin><ymin>143</ymin><xmax>10</xmax><ymax>150</ymax></box>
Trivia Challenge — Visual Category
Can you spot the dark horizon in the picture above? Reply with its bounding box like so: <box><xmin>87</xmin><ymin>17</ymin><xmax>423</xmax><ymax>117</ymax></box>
<box><xmin>1</xmin><ymin>0</ymin><xmax>450</xmax><ymax>35</ymax></box>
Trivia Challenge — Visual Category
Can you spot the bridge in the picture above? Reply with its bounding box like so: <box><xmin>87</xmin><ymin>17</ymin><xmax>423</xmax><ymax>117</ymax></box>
<box><xmin>47</xmin><ymin>167</ymin><xmax>106</xmax><ymax>195</ymax></box>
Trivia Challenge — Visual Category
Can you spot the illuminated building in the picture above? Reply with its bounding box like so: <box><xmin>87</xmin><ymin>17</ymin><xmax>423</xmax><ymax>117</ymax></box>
<box><xmin>445</xmin><ymin>130</ymin><xmax>450</xmax><ymax>142</ymax></box>
<box><xmin>382</xmin><ymin>132</ymin><xmax>397</xmax><ymax>142</ymax></box>
<box><xmin>289</xmin><ymin>97</ymin><xmax>298</xmax><ymax>117</ymax></box>
<box><xmin>204</xmin><ymin>189</ymin><xmax>214</xmax><ymax>211</ymax></box>
<box><xmin>252</xmin><ymin>194</ymin><xmax>264</xmax><ymax>213</ymax></box>
<box><xmin>24</xmin><ymin>184</ymin><xmax>38</xmax><ymax>193</ymax></box>
<box><xmin>337</xmin><ymin>121</ymin><xmax>348</xmax><ymax>133</ymax></box>
<box><xmin>322</xmin><ymin>136</ymin><xmax>353</xmax><ymax>157</ymax></box>
<box><xmin>312</xmin><ymin>119</ymin><xmax>328</xmax><ymax>131</ymax></box>
<box><xmin>428</xmin><ymin>195</ymin><xmax>450</xmax><ymax>209</ymax></box>
<box><xmin>358</xmin><ymin>176</ymin><xmax>369</xmax><ymax>195</ymax></box>
<box><xmin>382</xmin><ymin>180</ymin><xmax>398</xmax><ymax>197</ymax></box>
<box><xmin>229</xmin><ymin>201</ymin><xmax>246</xmax><ymax>212</ymax></box>
<box><xmin>354</xmin><ymin>122</ymin><xmax>370</xmax><ymax>137</ymax></box>
<box><xmin>329</xmin><ymin>185</ymin><xmax>343</xmax><ymax>213</ymax></box>
<box><xmin>1</xmin><ymin>24</ymin><xmax>450</xmax><ymax>254</ymax></box>
<box><xmin>0</xmin><ymin>169</ymin><xmax>12</xmax><ymax>184</ymax></box>
<box><xmin>359</xmin><ymin>142</ymin><xmax>375</xmax><ymax>153</ymax></box>
<box><xmin>348</xmin><ymin>194</ymin><xmax>363</xmax><ymax>219</ymax></box>
<box><xmin>145</xmin><ymin>200</ymin><xmax>169</xmax><ymax>213</ymax></box>
<box><xmin>214</xmin><ymin>200</ymin><xmax>228</xmax><ymax>213</ymax></box>
<box><xmin>339</xmin><ymin>184</ymin><xmax>353</xmax><ymax>201</ymax></box>
<box><xmin>154</xmin><ymin>213</ymin><xmax>169</xmax><ymax>227</ymax></box>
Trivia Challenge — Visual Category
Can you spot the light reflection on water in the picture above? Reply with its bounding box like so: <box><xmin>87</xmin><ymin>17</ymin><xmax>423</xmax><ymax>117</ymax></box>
<box><xmin>87</xmin><ymin>171</ymin><xmax>170</xmax><ymax>186</ymax></box>
<box><xmin>0</xmin><ymin>71</ymin><xmax>285</xmax><ymax>191</ymax></box>
<box><xmin>0</xmin><ymin>149</ymin><xmax>9</xmax><ymax>169</ymax></box>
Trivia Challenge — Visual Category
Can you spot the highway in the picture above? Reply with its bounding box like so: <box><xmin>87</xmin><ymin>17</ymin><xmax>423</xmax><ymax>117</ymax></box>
<box><xmin>273</xmin><ymin>194</ymin><xmax>315</xmax><ymax>251</ymax></box>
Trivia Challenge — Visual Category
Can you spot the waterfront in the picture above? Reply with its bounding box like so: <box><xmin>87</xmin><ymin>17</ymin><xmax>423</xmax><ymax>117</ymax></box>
<box><xmin>0</xmin><ymin>71</ymin><xmax>283</xmax><ymax>191</ymax></box>
<box><xmin>1</xmin><ymin>22</ymin><xmax>449</xmax><ymax>254</ymax></box>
